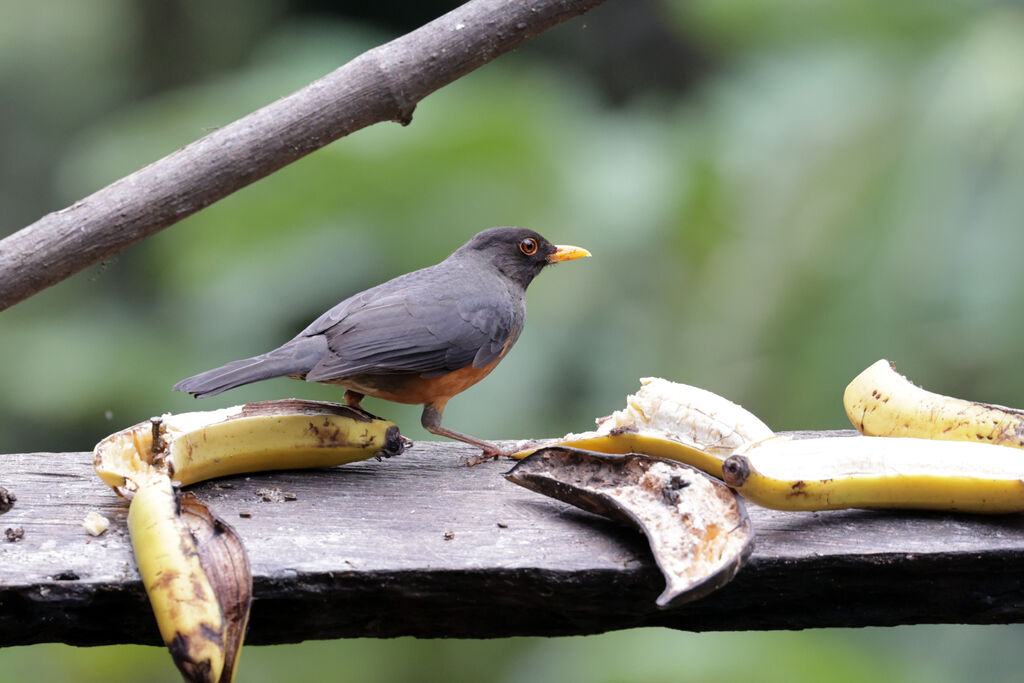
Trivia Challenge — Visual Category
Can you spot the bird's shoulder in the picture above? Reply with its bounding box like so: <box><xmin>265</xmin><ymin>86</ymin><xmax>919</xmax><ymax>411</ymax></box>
<box><xmin>300</xmin><ymin>260</ymin><xmax>518</xmax><ymax>337</ymax></box>
<box><xmin>298</xmin><ymin>261</ymin><xmax>525</xmax><ymax>380</ymax></box>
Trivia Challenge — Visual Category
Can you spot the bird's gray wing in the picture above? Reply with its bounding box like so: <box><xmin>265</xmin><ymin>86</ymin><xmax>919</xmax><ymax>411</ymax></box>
<box><xmin>303</xmin><ymin>280</ymin><xmax>519</xmax><ymax>382</ymax></box>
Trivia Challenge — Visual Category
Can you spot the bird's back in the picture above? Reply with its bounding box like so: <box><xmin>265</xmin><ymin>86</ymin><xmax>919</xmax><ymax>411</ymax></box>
<box><xmin>299</xmin><ymin>256</ymin><xmax>526</xmax><ymax>382</ymax></box>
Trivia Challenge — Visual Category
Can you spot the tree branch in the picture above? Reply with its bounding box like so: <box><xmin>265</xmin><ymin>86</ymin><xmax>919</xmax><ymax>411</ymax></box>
<box><xmin>0</xmin><ymin>0</ymin><xmax>608</xmax><ymax>311</ymax></box>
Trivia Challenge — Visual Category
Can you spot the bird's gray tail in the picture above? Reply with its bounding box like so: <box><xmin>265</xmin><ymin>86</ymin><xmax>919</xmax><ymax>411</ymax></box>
<box><xmin>173</xmin><ymin>336</ymin><xmax>327</xmax><ymax>398</ymax></box>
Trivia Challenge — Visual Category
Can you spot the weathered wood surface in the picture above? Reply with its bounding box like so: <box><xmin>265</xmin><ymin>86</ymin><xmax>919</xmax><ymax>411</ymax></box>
<box><xmin>3</xmin><ymin>438</ymin><xmax>1024</xmax><ymax>647</ymax></box>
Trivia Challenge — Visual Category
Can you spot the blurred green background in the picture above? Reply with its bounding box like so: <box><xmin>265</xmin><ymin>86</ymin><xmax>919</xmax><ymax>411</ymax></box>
<box><xmin>3</xmin><ymin>0</ymin><xmax>1024</xmax><ymax>680</ymax></box>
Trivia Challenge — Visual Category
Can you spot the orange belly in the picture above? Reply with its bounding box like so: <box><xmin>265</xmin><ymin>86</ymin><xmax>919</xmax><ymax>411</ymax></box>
<box><xmin>334</xmin><ymin>359</ymin><xmax>501</xmax><ymax>405</ymax></box>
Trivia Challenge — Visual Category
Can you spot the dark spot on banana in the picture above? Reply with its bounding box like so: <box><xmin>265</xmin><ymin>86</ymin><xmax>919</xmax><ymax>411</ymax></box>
<box><xmin>720</xmin><ymin>455</ymin><xmax>750</xmax><ymax>486</ymax></box>
<box><xmin>662</xmin><ymin>474</ymin><xmax>691</xmax><ymax>505</ymax></box>
<box><xmin>152</xmin><ymin>568</ymin><xmax>182</xmax><ymax>593</ymax></box>
<box><xmin>200</xmin><ymin>622</ymin><xmax>224</xmax><ymax>646</ymax></box>
<box><xmin>168</xmin><ymin>632</ymin><xmax>214</xmax><ymax>681</ymax></box>
<box><xmin>788</xmin><ymin>480</ymin><xmax>809</xmax><ymax>497</ymax></box>
<box><xmin>610</xmin><ymin>424</ymin><xmax>639</xmax><ymax>436</ymax></box>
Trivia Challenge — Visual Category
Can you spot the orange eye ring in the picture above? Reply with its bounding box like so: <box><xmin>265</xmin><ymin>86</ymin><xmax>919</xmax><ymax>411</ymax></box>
<box><xmin>519</xmin><ymin>238</ymin><xmax>539</xmax><ymax>256</ymax></box>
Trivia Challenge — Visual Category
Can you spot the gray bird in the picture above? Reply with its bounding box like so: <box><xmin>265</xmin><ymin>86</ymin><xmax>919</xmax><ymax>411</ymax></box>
<box><xmin>174</xmin><ymin>227</ymin><xmax>590</xmax><ymax>456</ymax></box>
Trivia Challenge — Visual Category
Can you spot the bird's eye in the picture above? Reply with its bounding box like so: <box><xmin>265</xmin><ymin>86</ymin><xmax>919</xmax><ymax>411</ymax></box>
<box><xmin>519</xmin><ymin>238</ymin><xmax>539</xmax><ymax>256</ymax></box>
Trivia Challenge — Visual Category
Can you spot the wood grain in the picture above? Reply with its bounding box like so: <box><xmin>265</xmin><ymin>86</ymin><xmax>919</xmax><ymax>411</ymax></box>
<box><xmin>3</xmin><ymin>439</ymin><xmax>1024</xmax><ymax>646</ymax></box>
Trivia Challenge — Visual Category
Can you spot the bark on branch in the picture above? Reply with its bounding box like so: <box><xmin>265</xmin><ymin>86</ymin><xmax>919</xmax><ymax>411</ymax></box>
<box><xmin>0</xmin><ymin>0</ymin><xmax>607</xmax><ymax>311</ymax></box>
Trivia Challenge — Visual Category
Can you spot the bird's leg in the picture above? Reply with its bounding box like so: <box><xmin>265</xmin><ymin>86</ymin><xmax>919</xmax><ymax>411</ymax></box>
<box><xmin>342</xmin><ymin>389</ymin><xmax>387</xmax><ymax>422</ymax></box>
<box><xmin>421</xmin><ymin>402</ymin><xmax>504</xmax><ymax>465</ymax></box>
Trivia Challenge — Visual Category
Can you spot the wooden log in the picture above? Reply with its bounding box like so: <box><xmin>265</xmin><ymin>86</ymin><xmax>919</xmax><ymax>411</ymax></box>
<box><xmin>3</xmin><ymin>438</ymin><xmax>1024</xmax><ymax>646</ymax></box>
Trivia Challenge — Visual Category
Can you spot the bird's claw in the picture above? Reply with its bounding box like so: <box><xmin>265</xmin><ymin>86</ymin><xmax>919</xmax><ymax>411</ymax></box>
<box><xmin>461</xmin><ymin>448</ymin><xmax>508</xmax><ymax>467</ymax></box>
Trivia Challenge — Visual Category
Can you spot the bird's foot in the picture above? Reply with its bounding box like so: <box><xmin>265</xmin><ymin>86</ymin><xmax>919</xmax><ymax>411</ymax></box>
<box><xmin>461</xmin><ymin>447</ymin><xmax>508</xmax><ymax>467</ymax></box>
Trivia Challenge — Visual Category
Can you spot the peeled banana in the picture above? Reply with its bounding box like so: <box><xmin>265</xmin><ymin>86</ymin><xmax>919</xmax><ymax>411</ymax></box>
<box><xmin>721</xmin><ymin>434</ymin><xmax>1024</xmax><ymax>514</ymax></box>
<box><xmin>513</xmin><ymin>377</ymin><xmax>774</xmax><ymax>478</ymax></box>
<box><xmin>94</xmin><ymin>399</ymin><xmax>405</xmax><ymax>682</ymax></box>
<box><xmin>844</xmin><ymin>359</ymin><xmax>1024</xmax><ymax>449</ymax></box>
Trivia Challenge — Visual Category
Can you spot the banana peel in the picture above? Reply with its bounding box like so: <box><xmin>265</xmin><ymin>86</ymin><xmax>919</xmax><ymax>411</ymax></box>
<box><xmin>176</xmin><ymin>492</ymin><xmax>250</xmax><ymax>682</ymax></box>
<box><xmin>844</xmin><ymin>359</ymin><xmax>1024</xmax><ymax>448</ymax></box>
<box><xmin>721</xmin><ymin>434</ymin><xmax>1024</xmax><ymax>514</ymax></box>
<box><xmin>512</xmin><ymin>377</ymin><xmax>774</xmax><ymax>478</ymax></box>
<box><xmin>129</xmin><ymin>480</ymin><xmax>242</xmax><ymax>681</ymax></box>
<box><xmin>507</xmin><ymin>447</ymin><xmax>753</xmax><ymax>607</ymax></box>
<box><xmin>94</xmin><ymin>399</ymin><xmax>405</xmax><ymax>682</ymax></box>
<box><xmin>96</xmin><ymin>399</ymin><xmax>405</xmax><ymax>491</ymax></box>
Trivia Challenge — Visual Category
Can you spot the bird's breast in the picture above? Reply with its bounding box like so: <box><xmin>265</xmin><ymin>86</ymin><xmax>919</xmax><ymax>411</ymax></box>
<box><xmin>325</xmin><ymin>341</ymin><xmax>513</xmax><ymax>406</ymax></box>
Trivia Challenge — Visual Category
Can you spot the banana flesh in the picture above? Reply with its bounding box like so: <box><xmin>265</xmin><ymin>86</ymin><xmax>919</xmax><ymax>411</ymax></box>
<box><xmin>844</xmin><ymin>359</ymin><xmax>1024</xmax><ymax>448</ymax></box>
<box><xmin>94</xmin><ymin>399</ymin><xmax>405</xmax><ymax>682</ymax></box>
<box><xmin>721</xmin><ymin>434</ymin><xmax>1024</xmax><ymax>514</ymax></box>
<box><xmin>513</xmin><ymin>377</ymin><xmax>774</xmax><ymax>478</ymax></box>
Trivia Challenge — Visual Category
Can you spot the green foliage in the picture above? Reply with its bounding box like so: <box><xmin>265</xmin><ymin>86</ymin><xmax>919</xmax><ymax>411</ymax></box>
<box><xmin>6</xmin><ymin>625</ymin><xmax>1024</xmax><ymax>683</ymax></box>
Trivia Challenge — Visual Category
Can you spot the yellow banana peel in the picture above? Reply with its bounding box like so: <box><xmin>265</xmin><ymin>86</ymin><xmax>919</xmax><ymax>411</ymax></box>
<box><xmin>129</xmin><ymin>479</ymin><xmax>230</xmax><ymax>681</ymax></box>
<box><xmin>96</xmin><ymin>399</ymin><xmax>405</xmax><ymax>491</ymax></box>
<box><xmin>844</xmin><ymin>359</ymin><xmax>1024</xmax><ymax>448</ymax></box>
<box><xmin>94</xmin><ymin>399</ymin><xmax>405</xmax><ymax>682</ymax></box>
<box><xmin>721</xmin><ymin>434</ymin><xmax>1024</xmax><ymax>514</ymax></box>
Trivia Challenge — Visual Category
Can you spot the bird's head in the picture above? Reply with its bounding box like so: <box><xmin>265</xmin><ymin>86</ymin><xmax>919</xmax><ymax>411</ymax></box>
<box><xmin>454</xmin><ymin>227</ymin><xmax>590</xmax><ymax>288</ymax></box>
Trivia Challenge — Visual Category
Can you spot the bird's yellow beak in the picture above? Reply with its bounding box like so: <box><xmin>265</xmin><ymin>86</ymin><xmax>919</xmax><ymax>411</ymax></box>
<box><xmin>547</xmin><ymin>245</ymin><xmax>591</xmax><ymax>263</ymax></box>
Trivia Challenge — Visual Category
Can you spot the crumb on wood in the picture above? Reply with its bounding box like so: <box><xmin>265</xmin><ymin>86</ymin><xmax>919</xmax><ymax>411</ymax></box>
<box><xmin>256</xmin><ymin>487</ymin><xmax>286</xmax><ymax>503</ymax></box>
<box><xmin>0</xmin><ymin>486</ymin><xmax>15</xmax><ymax>514</ymax></box>
<box><xmin>443</xmin><ymin>530</ymin><xmax>455</xmax><ymax>540</ymax></box>
<box><xmin>83</xmin><ymin>511</ymin><xmax>110</xmax><ymax>537</ymax></box>
<box><xmin>239</xmin><ymin>511</ymin><xmax>253</xmax><ymax>518</ymax></box>
<box><xmin>5</xmin><ymin>527</ymin><xmax>24</xmax><ymax>542</ymax></box>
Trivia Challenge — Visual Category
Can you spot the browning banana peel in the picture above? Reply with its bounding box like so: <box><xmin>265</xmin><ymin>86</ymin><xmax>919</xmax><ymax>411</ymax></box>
<box><xmin>513</xmin><ymin>377</ymin><xmax>774</xmax><ymax>478</ymax></box>
<box><xmin>129</xmin><ymin>479</ymin><xmax>227</xmax><ymax>681</ymax></box>
<box><xmin>844</xmin><ymin>359</ymin><xmax>1024</xmax><ymax>448</ymax></box>
<box><xmin>177</xmin><ymin>492</ymin><xmax>251</xmax><ymax>683</ymax></box>
<box><xmin>507</xmin><ymin>447</ymin><xmax>753</xmax><ymax>608</ymax></box>
<box><xmin>722</xmin><ymin>435</ymin><xmax>1024</xmax><ymax>514</ymax></box>
<box><xmin>94</xmin><ymin>399</ymin><xmax>405</xmax><ymax>681</ymax></box>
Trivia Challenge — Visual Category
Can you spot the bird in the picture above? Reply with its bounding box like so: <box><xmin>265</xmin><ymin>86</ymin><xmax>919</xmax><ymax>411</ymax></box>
<box><xmin>173</xmin><ymin>226</ymin><xmax>590</xmax><ymax>459</ymax></box>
